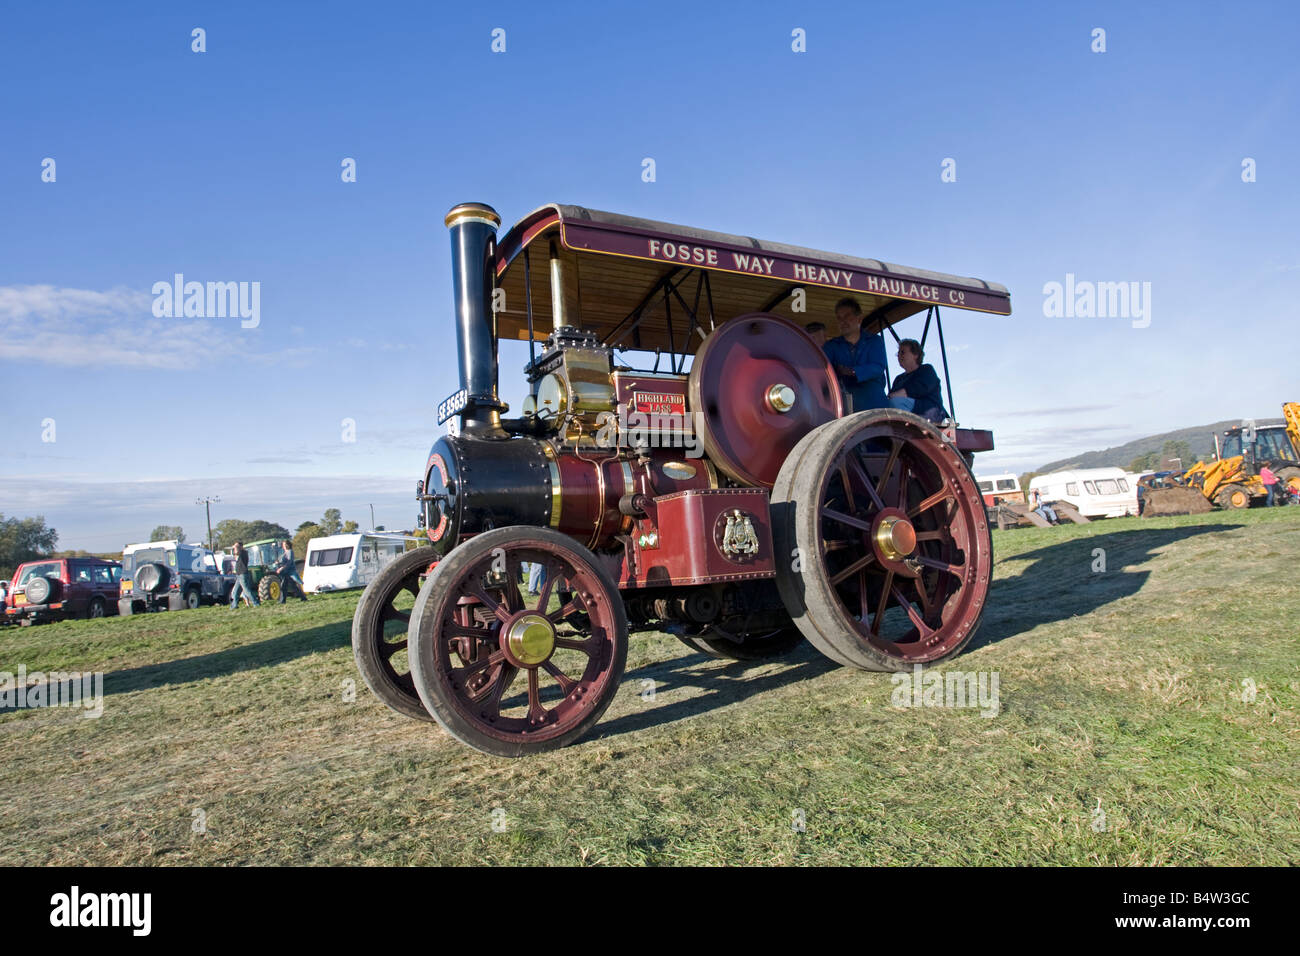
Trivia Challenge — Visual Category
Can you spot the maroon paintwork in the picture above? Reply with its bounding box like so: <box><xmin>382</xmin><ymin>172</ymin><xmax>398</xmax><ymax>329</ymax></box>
<box><xmin>494</xmin><ymin>205</ymin><xmax>1012</xmax><ymax>317</ymax></box>
<box><xmin>688</xmin><ymin>313</ymin><xmax>843</xmax><ymax>487</ymax></box>
<box><xmin>619</xmin><ymin>488</ymin><xmax>777</xmax><ymax>588</ymax></box>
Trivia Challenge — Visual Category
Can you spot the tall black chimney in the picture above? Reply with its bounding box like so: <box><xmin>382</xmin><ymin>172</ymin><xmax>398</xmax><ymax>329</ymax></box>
<box><xmin>445</xmin><ymin>202</ymin><xmax>505</xmax><ymax>437</ymax></box>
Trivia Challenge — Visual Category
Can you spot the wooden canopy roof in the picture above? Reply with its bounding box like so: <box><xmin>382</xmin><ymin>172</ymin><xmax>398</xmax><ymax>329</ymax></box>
<box><xmin>493</xmin><ymin>204</ymin><xmax>1010</xmax><ymax>354</ymax></box>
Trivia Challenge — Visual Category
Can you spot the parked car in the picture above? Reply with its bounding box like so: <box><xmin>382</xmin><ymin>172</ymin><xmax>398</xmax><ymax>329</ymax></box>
<box><xmin>118</xmin><ymin>540</ymin><xmax>235</xmax><ymax>614</ymax></box>
<box><xmin>3</xmin><ymin>557</ymin><xmax>123</xmax><ymax>624</ymax></box>
<box><xmin>303</xmin><ymin>532</ymin><xmax>424</xmax><ymax>593</ymax></box>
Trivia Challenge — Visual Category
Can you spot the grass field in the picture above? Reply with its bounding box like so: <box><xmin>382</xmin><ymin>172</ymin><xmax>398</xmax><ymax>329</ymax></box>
<box><xmin>2</xmin><ymin>507</ymin><xmax>1297</xmax><ymax>866</ymax></box>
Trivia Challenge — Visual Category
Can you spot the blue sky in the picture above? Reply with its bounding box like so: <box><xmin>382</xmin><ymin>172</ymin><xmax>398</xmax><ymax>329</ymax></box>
<box><xmin>2</xmin><ymin>0</ymin><xmax>1297</xmax><ymax>551</ymax></box>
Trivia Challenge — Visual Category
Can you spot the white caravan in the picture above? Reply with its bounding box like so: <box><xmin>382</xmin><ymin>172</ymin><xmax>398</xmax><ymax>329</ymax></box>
<box><xmin>303</xmin><ymin>532</ymin><xmax>424</xmax><ymax>593</ymax></box>
<box><xmin>1028</xmin><ymin>468</ymin><xmax>1139</xmax><ymax>519</ymax></box>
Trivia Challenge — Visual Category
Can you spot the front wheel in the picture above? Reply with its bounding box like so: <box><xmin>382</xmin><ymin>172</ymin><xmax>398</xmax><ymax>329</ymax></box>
<box><xmin>1216</xmin><ymin>484</ymin><xmax>1252</xmax><ymax>510</ymax></box>
<box><xmin>408</xmin><ymin>526</ymin><xmax>628</xmax><ymax>757</ymax></box>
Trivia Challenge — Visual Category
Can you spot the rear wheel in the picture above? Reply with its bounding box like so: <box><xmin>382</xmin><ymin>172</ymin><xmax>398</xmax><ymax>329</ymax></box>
<box><xmin>408</xmin><ymin>526</ymin><xmax>628</xmax><ymax>757</ymax></box>
<box><xmin>88</xmin><ymin>597</ymin><xmax>106</xmax><ymax>619</ymax></box>
<box><xmin>772</xmin><ymin>410</ymin><xmax>992</xmax><ymax>671</ymax></box>
<box><xmin>257</xmin><ymin>575</ymin><xmax>282</xmax><ymax>603</ymax></box>
<box><xmin>184</xmin><ymin>588</ymin><xmax>201</xmax><ymax>610</ymax></box>
<box><xmin>1275</xmin><ymin>467</ymin><xmax>1300</xmax><ymax>498</ymax></box>
<box><xmin>352</xmin><ymin>546</ymin><xmax>439</xmax><ymax>721</ymax></box>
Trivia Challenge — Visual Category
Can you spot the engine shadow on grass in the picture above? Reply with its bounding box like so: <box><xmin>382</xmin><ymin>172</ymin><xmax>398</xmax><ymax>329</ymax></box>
<box><xmin>574</xmin><ymin>524</ymin><xmax>1246</xmax><ymax>742</ymax></box>
<box><xmin>592</xmin><ymin>639</ymin><xmax>839</xmax><ymax>741</ymax></box>
<box><xmin>968</xmin><ymin>522</ymin><xmax>1243</xmax><ymax>651</ymax></box>
<box><xmin>94</xmin><ymin>621</ymin><xmax>352</xmax><ymax>698</ymax></box>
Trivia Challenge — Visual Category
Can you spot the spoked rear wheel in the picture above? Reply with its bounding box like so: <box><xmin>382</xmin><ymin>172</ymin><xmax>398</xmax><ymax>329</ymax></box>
<box><xmin>352</xmin><ymin>546</ymin><xmax>439</xmax><ymax>721</ymax></box>
<box><xmin>409</xmin><ymin>526</ymin><xmax>628</xmax><ymax>757</ymax></box>
<box><xmin>773</xmin><ymin>409</ymin><xmax>992</xmax><ymax>671</ymax></box>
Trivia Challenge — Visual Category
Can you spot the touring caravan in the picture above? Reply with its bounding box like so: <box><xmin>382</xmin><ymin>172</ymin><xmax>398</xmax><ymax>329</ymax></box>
<box><xmin>303</xmin><ymin>532</ymin><xmax>425</xmax><ymax>593</ymax></box>
<box><xmin>1029</xmin><ymin>468</ymin><xmax>1139</xmax><ymax>519</ymax></box>
<box><xmin>975</xmin><ymin>472</ymin><xmax>1025</xmax><ymax>506</ymax></box>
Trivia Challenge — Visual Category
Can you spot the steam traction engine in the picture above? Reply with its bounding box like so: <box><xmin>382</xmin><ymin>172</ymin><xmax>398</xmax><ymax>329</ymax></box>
<box><xmin>352</xmin><ymin>202</ymin><xmax>1012</xmax><ymax>756</ymax></box>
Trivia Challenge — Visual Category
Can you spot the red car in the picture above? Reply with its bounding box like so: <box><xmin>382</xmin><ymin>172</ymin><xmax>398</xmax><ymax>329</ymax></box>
<box><xmin>4</xmin><ymin>557</ymin><xmax>122</xmax><ymax>624</ymax></box>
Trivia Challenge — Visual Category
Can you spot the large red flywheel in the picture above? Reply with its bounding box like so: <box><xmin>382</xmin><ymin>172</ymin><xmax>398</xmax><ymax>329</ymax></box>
<box><xmin>688</xmin><ymin>313</ymin><xmax>843</xmax><ymax>487</ymax></box>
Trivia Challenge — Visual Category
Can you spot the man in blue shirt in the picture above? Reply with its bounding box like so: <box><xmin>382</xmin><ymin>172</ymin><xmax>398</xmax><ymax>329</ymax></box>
<box><xmin>823</xmin><ymin>297</ymin><xmax>888</xmax><ymax>412</ymax></box>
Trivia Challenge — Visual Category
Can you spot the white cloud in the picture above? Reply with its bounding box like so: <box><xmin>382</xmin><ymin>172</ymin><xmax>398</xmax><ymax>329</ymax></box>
<box><xmin>0</xmin><ymin>285</ymin><xmax>317</xmax><ymax>369</ymax></box>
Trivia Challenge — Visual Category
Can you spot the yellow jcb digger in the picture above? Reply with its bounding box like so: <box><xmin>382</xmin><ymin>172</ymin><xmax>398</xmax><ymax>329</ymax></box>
<box><xmin>1141</xmin><ymin>402</ymin><xmax>1300</xmax><ymax>515</ymax></box>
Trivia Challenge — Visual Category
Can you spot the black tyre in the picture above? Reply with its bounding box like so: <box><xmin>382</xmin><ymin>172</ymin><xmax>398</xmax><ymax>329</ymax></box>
<box><xmin>1216</xmin><ymin>484</ymin><xmax>1252</xmax><ymax>510</ymax></box>
<box><xmin>257</xmin><ymin>575</ymin><xmax>282</xmax><ymax>603</ymax></box>
<box><xmin>26</xmin><ymin>576</ymin><xmax>59</xmax><ymax>605</ymax></box>
<box><xmin>1275</xmin><ymin>466</ymin><xmax>1300</xmax><ymax>499</ymax></box>
<box><xmin>136</xmin><ymin>562</ymin><xmax>170</xmax><ymax>594</ymax></box>
<box><xmin>88</xmin><ymin>597</ymin><xmax>106</xmax><ymax>619</ymax></box>
<box><xmin>352</xmin><ymin>546</ymin><xmax>439</xmax><ymax>722</ymax></box>
<box><xmin>184</xmin><ymin>588</ymin><xmax>201</xmax><ymax>610</ymax></box>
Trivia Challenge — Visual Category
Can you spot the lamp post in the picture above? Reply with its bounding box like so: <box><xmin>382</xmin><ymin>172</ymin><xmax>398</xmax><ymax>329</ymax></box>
<box><xmin>369</xmin><ymin>503</ymin><xmax>376</xmax><ymax>531</ymax></box>
<box><xmin>196</xmin><ymin>496</ymin><xmax>220</xmax><ymax>551</ymax></box>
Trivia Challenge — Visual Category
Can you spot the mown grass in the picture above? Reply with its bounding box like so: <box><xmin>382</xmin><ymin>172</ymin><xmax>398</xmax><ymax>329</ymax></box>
<box><xmin>1</xmin><ymin>507</ymin><xmax>1297</xmax><ymax>865</ymax></box>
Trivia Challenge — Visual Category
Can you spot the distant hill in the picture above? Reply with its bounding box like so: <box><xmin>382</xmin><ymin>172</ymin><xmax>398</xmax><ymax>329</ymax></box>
<box><xmin>1036</xmin><ymin>418</ymin><xmax>1284</xmax><ymax>473</ymax></box>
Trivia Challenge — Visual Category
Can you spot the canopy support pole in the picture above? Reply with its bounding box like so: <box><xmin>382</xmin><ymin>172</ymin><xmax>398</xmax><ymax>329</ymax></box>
<box><xmin>759</xmin><ymin>284</ymin><xmax>800</xmax><ymax>313</ymax></box>
<box><xmin>935</xmin><ymin>305</ymin><xmax>956</xmax><ymax>422</ymax></box>
<box><xmin>523</xmin><ymin>247</ymin><xmax>536</xmax><ymax>368</ymax></box>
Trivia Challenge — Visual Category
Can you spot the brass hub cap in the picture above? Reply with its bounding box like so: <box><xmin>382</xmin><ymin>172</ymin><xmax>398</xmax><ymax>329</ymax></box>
<box><xmin>504</xmin><ymin>613</ymin><xmax>556</xmax><ymax>667</ymax></box>
<box><xmin>766</xmin><ymin>383</ymin><xmax>797</xmax><ymax>413</ymax></box>
<box><xmin>874</xmin><ymin>516</ymin><xmax>917</xmax><ymax>561</ymax></box>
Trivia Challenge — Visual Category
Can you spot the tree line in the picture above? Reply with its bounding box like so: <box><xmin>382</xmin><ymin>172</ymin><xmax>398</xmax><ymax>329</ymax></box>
<box><xmin>1</xmin><ymin>509</ymin><xmax>389</xmax><ymax>578</ymax></box>
<box><xmin>164</xmin><ymin>508</ymin><xmax>380</xmax><ymax>556</ymax></box>
<box><xmin>0</xmin><ymin>513</ymin><xmax>59</xmax><ymax>579</ymax></box>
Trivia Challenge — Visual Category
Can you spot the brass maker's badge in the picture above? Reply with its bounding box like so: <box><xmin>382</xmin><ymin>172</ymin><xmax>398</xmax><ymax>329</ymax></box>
<box><xmin>716</xmin><ymin>509</ymin><xmax>761</xmax><ymax>562</ymax></box>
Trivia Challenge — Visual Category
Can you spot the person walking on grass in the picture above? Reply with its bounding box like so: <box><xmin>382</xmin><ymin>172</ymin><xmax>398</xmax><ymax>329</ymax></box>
<box><xmin>527</xmin><ymin>560</ymin><xmax>547</xmax><ymax>596</ymax></box>
<box><xmin>272</xmin><ymin>539</ymin><xmax>308</xmax><ymax>603</ymax></box>
<box><xmin>229</xmin><ymin>542</ymin><xmax>260</xmax><ymax>608</ymax></box>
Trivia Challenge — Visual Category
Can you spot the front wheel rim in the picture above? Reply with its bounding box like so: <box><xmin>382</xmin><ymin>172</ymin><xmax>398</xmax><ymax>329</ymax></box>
<box><xmin>415</xmin><ymin>541</ymin><xmax>622</xmax><ymax>747</ymax></box>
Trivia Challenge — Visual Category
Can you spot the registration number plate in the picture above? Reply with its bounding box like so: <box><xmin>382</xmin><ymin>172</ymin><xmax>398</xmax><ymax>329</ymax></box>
<box><xmin>437</xmin><ymin>388</ymin><xmax>468</xmax><ymax>424</ymax></box>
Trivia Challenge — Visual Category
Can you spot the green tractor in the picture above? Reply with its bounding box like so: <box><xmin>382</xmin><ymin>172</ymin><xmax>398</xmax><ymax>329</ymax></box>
<box><xmin>244</xmin><ymin>538</ymin><xmax>291</xmax><ymax>603</ymax></box>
